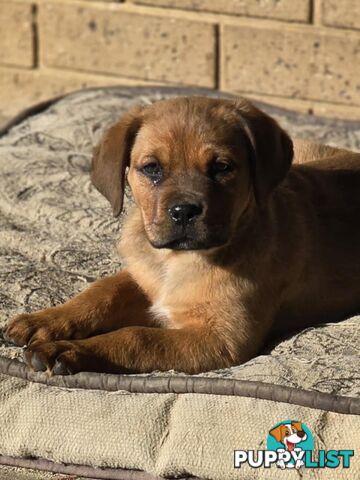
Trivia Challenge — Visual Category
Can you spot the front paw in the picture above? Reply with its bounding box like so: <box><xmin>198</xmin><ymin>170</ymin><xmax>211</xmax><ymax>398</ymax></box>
<box><xmin>24</xmin><ymin>340</ymin><xmax>84</xmax><ymax>375</ymax></box>
<box><xmin>3</xmin><ymin>309</ymin><xmax>76</xmax><ymax>347</ymax></box>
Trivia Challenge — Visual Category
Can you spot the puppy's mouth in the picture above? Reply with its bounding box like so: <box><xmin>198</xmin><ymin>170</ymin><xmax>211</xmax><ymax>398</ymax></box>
<box><xmin>150</xmin><ymin>236</ymin><xmax>211</xmax><ymax>251</ymax></box>
<box><xmin>285</xmin><ymin>441</ymin><xmax>295</xmax><ymax>452</ymax></box>
<box><xmin>146</xmin><ymin>223</ymin><xmax>230</xmax><ymax>251</ymax></box>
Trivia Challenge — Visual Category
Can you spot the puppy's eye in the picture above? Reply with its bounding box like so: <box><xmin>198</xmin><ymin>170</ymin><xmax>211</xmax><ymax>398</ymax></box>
<box><xmin>208</xmin><ymin>160</ymin><xmax>233</xmax><ymax>179</ymax></box>
<box><xmin>139</xmin><ymin>161</ymin><xmax>163</xmax><ymax>183</ymax></box>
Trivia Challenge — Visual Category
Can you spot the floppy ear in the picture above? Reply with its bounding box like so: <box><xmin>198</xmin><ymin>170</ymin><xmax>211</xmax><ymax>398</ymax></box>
<box><xmin>292</xmin><ymin>421</ymin><xmax>302</xmax><ymax>432</ymax></box>
<box><xmin>234</xmin><ymin>99</ymin><xmax>293</xmax><ymax>206</ymax></box>
<box><xmin>269</xmin><ymin>424</ymin><xmax>285</xmax><ymax>443</ymax></box>
<box><xmin>91</xmin><ymin>106</ymin><xmax>144</xmax><ymax>217</ymax></box>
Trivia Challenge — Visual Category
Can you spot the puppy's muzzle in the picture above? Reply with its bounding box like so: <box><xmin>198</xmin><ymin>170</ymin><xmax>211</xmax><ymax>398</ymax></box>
<box><xmin>168</xmin><ymin>203</ymin><xmax>203</xmax><ymax>227</ymax></box>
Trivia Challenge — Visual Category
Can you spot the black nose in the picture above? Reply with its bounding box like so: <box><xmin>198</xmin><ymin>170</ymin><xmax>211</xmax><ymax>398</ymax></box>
<box><xmin>168</xmin><ymin>203</ymin><xmax>203</xmax><ymax>225</ymax></box>
<box><xmin>297</xmin><ymin>431</ymin><xmax>306</xmax><ymax>438</ymax></box>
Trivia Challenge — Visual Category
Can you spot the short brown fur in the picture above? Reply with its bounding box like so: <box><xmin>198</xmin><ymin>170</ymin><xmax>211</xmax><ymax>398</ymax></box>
<box><xmin>4</xmin><ymin>96</ymin><xmax>360</xmax><ymax>375</ymax></box>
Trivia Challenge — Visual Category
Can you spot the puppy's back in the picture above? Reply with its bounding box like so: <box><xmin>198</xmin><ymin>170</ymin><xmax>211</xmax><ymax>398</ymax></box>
<box><xmin>273</xmin><ymin>148</ymin><xmax>360</xmax><ymax>330</ymax></box>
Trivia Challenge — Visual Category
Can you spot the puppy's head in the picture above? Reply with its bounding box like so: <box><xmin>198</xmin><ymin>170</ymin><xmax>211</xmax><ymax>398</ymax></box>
<box><xmin>91</xmin><ymin>96</ymin><xmax>293</xmax><ymax>251</ymax></box>
<box><xmin>269</xmin><ymin>422</ymin><xmax>307</xmax><ymax>450</ymax></box>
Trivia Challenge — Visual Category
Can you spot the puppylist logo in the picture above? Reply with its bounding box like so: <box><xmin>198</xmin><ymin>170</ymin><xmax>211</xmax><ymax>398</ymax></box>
<box><xmin>234</xmin><ymin>420</ymin><xmax>354</xmax><ymax>470</ymax></box>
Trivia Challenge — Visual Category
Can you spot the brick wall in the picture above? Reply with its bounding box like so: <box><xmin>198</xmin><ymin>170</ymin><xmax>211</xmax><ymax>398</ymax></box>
<box><xmin>1</xmin><ymin>0</ymin><xmax>360</xmax><ymax>121</ymax></box>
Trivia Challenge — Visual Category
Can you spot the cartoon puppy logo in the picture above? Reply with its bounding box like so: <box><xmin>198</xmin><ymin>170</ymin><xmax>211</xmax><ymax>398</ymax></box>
<box><xmin>269</xmin><ymin>421</ymin><xmax>307</xmax><ymax>469</ymax></box>
<box><xmin>270</xmin><ymin>421</ymin><xmax>307</xmax><ymax>451</ymax></box>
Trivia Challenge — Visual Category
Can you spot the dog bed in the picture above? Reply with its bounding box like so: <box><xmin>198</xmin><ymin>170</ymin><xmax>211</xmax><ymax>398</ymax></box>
<box><xmin>0</xmin><ymin>86</ymin><xmax>359</xmax><ymax>480</ymax></box>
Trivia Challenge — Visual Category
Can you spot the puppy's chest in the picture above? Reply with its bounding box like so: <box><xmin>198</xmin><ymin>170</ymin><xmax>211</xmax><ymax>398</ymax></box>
<box><xmin>149</xmin><ymin>296</ymin><xmax>176</xmax><ymax>328</ymax></box>
<box><xmin>121</xmin><ymin>222</ymin><xmax>239</xmax><ymax>327</ymax></box>
<box><xmin>143</xmin><ymin>256</ymin><xmax>215</xmax><ymax>329</ymax></box>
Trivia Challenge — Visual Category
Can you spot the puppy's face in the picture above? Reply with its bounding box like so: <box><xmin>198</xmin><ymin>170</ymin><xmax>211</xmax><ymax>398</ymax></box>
<box><xmin>127</xmin><ymin>101</ymin><xmax>251</xmax><ymax>250</ymax></box>
<box><xmin>91</xmin><ymin>97</ymin><xmax>293</xmax><ymax>251</ymax></box>
<box><xmin>269</xmin><ymin>422</ymin><xmax>307</xmax><ymax>450</ymax></box>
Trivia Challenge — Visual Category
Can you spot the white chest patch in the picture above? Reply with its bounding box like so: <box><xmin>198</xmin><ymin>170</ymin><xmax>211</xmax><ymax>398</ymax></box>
<box><xmin>149</xmin><ymin>299</ymin><xmax>172</xmax><ymax>327</ymax></box>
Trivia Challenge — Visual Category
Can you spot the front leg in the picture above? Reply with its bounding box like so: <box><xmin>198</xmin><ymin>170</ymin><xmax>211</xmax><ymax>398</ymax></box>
<box><xmin>3</xmin><ymin>271</ymin><xmax>152</xmax><ymax>347</ymax></box>
<box><xmin>24</xmin><ymin>324</ymin><xmax>249</xmax><ymax>375</ymax></box>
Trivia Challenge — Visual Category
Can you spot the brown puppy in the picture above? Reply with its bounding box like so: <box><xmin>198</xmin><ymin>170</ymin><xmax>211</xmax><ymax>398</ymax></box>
<box><xmin>4</xmin><ymin>96</ymin><xmax>360</xmax><ymax>375</ymax></box>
